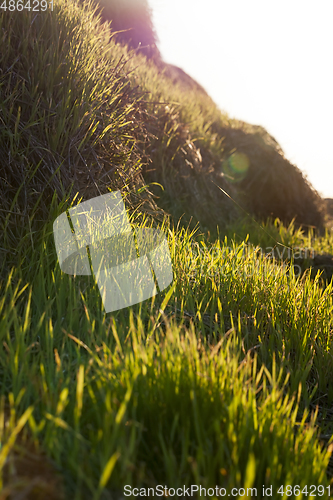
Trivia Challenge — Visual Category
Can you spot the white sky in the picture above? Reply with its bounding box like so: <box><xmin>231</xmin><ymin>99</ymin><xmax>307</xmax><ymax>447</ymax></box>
<box><xmin>149</xmin><ymin>0</ymin><xmax>333</xmax><ymax>198</ymax></box>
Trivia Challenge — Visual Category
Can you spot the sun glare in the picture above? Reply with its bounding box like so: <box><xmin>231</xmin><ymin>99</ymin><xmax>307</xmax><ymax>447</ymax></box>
<box><xmin>149</xmin><ymin>0</ymin><xmax>333</xmax><ymax>198</ymax></box>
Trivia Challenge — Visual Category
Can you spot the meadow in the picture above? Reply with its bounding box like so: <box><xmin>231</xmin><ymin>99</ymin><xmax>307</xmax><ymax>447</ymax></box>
<box><xmin>1</xmin><ymin>1</ymin><xmax>333</xmax><ymax>498</ymax></box>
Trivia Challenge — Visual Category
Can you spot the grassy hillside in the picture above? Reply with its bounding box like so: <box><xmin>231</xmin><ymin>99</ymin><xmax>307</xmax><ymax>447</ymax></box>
<box><xmin>0</xmin><ymin>0</ymin><xmax>327</xmax><ymax>241</ymax></box>
<box><xmin>1</xmin><ymin>1</ymin><xmax>333</xmax><ymax>499</ymax></box>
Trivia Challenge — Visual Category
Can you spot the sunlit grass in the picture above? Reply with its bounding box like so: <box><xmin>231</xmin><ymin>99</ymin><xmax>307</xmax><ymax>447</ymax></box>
<box><xmin>1</xmin><ymin>198</ymin><xmax>333</xmax><ymax>496</ymax></box>
<box><xmin>1</xmin><ymin>0</ymin><xmax>333</xmax><ymax>497</ymax></box>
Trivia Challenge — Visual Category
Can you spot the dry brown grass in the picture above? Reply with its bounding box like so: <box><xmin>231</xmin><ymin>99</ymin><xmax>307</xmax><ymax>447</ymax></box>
<box><xmin>1</xmin><ymin>440</ymin><xmax>64</xmax><ymax>500</ymax></box>
<box><xmin>0</xmin><ymin>402</ymin><xmax>64</xmax><ymax>500</ymax></box>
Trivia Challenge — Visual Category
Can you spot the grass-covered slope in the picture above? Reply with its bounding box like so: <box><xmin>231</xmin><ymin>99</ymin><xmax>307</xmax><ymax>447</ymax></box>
<box><xmin>2</xmin><ymin>215</ymin><xmax>333</xmax><ymax>498</ymax></box>
<box><xmin>1</xmin><ymin>1</ymin><xmax>333</xmax><ymax>499</ymax></box>
<box><xmin>87</xmin><ymin>0</ymin><xmax>326</xmax><ymax>231</ymax></box>
<box><xmin>0</xmin><ymin>0</ymin><xmax>162</xmax><ymax>235</ymax></box>
<box><xmin>0</xmin><ymin>0</ymin><xmax>326</xmax><ymax>243</ymax></box>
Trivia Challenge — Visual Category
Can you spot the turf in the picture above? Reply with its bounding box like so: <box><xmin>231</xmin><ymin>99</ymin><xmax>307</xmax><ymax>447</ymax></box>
<box><xmin>1</xmin><ymin>1</ymin><xmax>333</xmax><ymax>498</ymax></box>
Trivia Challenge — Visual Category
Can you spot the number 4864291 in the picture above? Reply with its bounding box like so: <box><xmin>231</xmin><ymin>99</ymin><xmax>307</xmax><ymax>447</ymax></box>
<box><xmin>0</xmin><ymin>0</ymin><xmax>53</xmax><ymax>11</ymax></box>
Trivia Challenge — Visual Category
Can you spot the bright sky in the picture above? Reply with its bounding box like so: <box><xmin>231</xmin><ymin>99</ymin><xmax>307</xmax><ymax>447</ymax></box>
<box><xmin>149</xmin><ymin>0</ymin><xmax>333</xmax><ymax>199</ymax></box>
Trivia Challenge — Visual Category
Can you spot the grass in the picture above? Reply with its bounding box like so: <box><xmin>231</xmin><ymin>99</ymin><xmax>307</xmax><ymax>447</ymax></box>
<box><xmin>1</xmin><ymin>196</ymin><xmax>333</xmax><ymax>498</ymax></box>
<box><xmin>1</xmin><ymin>0</ymin><xmax>333</xmax><ymax>498</ymax></box>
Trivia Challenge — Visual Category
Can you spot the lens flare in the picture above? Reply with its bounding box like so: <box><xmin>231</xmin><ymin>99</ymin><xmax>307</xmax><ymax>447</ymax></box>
<box><xmin>221</xmin><ymin>152</ymin><xmax>250</xmax><ymax>182</ymax></box>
